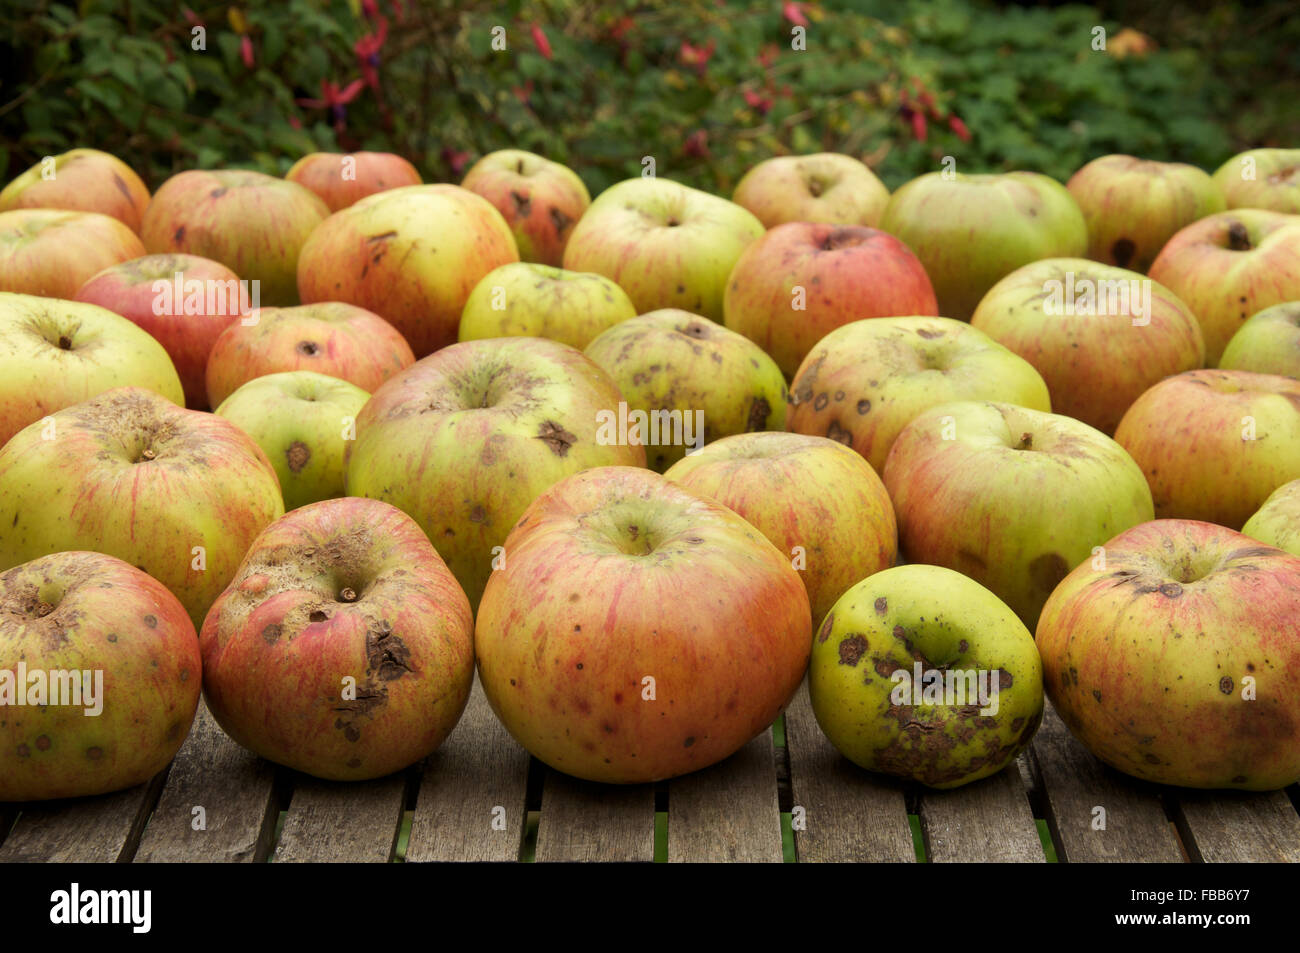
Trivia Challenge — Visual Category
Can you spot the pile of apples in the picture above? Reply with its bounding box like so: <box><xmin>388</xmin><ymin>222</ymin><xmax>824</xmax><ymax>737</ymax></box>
<box><xmin>0</xmin><ymin>142</ymin><xmax>1298</xmax><ymax>803</ymax></box>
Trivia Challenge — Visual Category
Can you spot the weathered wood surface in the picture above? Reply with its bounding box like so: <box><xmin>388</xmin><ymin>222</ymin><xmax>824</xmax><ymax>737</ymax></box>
<box><xmin>0</xmin><ymin>773</ymin><xmax>164</xmax><ymax>863</ymax></box>
<box><xmin>919</xmin><ymin>765</ymin><xmax>1044</xmax><ymax>863</ymax></box>
<box><xmin>535</xmin><ymin>770</ymin><xmax>655</xmax><ymax>862</ymax></box>
<box><xmin>667</xmin><ymin>729</ymin><xmax>782</xmax><ymax>863</ymax></box>
<box><xmin>1174</xmin><ymin>788</ymin><xmax>1300</xmax><ymax>863</ymax></box>
<box><xmin>273</xmin><ymin>772</ymin><xmax>408</xmax><ymax>863</ymax></box>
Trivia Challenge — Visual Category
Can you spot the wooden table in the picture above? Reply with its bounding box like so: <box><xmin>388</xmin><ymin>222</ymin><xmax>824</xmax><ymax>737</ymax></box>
<box><xmin>3</xmin><ymin>678</ymin><xmax>1297</xmax><ymax>863</ymax></box>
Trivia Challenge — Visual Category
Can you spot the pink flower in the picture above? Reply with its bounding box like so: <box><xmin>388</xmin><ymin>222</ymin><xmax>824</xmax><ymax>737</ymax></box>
<box><xmin>910</xmin><ymin>111</ymin><xmax>928</xmax><ymax>142</ymax></box>
<box><xmin>684</xmin><ymin>129</ymin><xmax>710</xmax><ymax>158</ymax></box>
<box><xmin>782</xmin><ymin>1</ymin><xmax>809</xmax><ymax>28</ymax></box>
<box><xmin>743</xmin><ymin>88</ymin><xmax>772</xmax><ymax>114</ymax></box>
<box><xmin>239</xmin><ymin>34</ymin><xmax>254</xmax><ymax>69</ymax></box>
<box><xmin>949</xmin><ymin>115</ymin><xmax>971</xmax><ymax>142</ymax></box>
<box><xmin>354</xmin><ymin>17</ymin><xmax>389</xmax><ymax>91</ymax></box>
<box><xmin>531</xmin><ymin>23</ymin><xmax>552</xmax><ymax>60</ymax></box>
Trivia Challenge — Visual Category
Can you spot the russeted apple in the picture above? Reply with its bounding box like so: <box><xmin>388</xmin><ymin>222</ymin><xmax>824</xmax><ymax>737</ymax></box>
<box><xmin>1243</xmin><ymin>479</ymin><xmax>1300</xmax><ymax>556</ymax></box>
<box><xmin>0</xmin><ymin>551</ymin><xmax>201</xmax><ymax>801</ymax></box>
<box><xmin>345</xmin><ymin>337</ymin><xmax>644</xmax><ymax>608</ymax></box>
<box><xmin>0</xmin><ymin>208</ymin><xmax>146</xmax><ymax>299</ymax></box>
<box><xmin>1114</xmin><ymin>369</ymin><xmax>1300</xmax><ymax>529</ymax></box>
<box><xmin>1218</xmin><ymin>301</ymin><xmax>1300</xmax><ymax>378</ymax></box>
<box><xmin>1037</xmin><ymin>519</ymin><xmax>1300</xmax><ymax>790</ymax></box>
<box><xmin>285</xmin><ymin>151</ymin><xmax>422</xmax><ymax>212</ymax></box>
<box><xmin>731</xmin><ymin>153</ymin><xmax>891</xmax><ymax>229</ymax></box>
<box><xmin>461</xmin><ymin>149</ymin><xmax>591</xmax><ymax>267</ymax></box>
<box><xmin>0</xmin><ymin>387</ymin><xmax>285</xmax><ymax>629</ymax></box>
<box><xmin>0</xmin><ymin>148</ymin><xmax>151</xmax><ymax>232</ymax></box>
<box><xmin>475</xmin><ymin>466</ymin><xmax>811</xmax><ymax>784</ymax></box>
<box><xmin>1212</xmin><ymin>148</ymin><xmax>1300</xmax><ymax>215</ymax></box>
<box><xmin>663</xmin><ymin>431</ymin><xmax>897</xmax><ymax>624</ymax></box>
<box><xmin>723</xmin><ymin>222</ymin><xmax>938</xmax><ymax>379</ymax></box>
<box><xmin>883</xmin><ymin>401</ymin><xmax>1155</xmax><ymax>628</ymax></box>
<box><xmin>200</xmin><ymin>498</ymin><xmax>475</xmax><ymax>781</ymax></box>
<box><xmin>787</xmin><ymin>315</ymin><xmax>1051</xmax><ymax>472</ymax></box>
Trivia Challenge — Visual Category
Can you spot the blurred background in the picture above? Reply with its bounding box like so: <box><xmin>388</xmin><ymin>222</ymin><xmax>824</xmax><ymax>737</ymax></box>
<box><xmin>1</xmin><ymin>0</ymin><xmax>1296</xmax><ymax>193</ymax></box>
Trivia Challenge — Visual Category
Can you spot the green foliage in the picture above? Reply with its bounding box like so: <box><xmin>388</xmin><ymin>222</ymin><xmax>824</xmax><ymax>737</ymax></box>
<box><xmin>0</xmin><ymin>0</ymin><xmax>1286</xmax><ymax>196</ymax></box>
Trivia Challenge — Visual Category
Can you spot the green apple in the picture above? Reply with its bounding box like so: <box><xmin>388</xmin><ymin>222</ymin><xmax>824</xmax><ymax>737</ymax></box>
<box><xmin>878</xmin><ymin>171</ymin><xmax>1087</xmax><ymax>320</ymax></box>
<box><xmin>1212</xmin><ymin>148</ymin><xmax>1300</xmax><ymax>214</ymax></box>
<box><xmin>1218</xmin><ymin>301</ymin><xmax>1300</xmax><ymax>377</ymax></box>
<box><xmin>1242</xmin><ymin>479</ymin><xmax>1300</xmax><ymax>556</ymax></box>
<box><xmin>732</xmin><ymin>153</ymin><xmax>890</xmax><ymax>228</ymax></box>
<box><xmin>215</xmin><ymin>371</ymin><xmax>370</xmax><ymax>511</ymax></box>
<box><xmin>810</xmin><ymin>564</ymin><xmax>1044</xmax><ymax>789</ymax></box>
<box><xmin>585</xmin><ymin>309</ymin><xmax>787</xmax><ymax>471</ymax></box>
<box><xmin>883</xmin><ymin>400</ymin><xmax>1154</xmax><ymax>628</ymax></box>
<box><xmin>562</xmin><ymin>177</ymin><xmax>764</xmax><ymax>321</ymax></box>
<box><xmin>787</xmin><ymin>315</ymin><xmax>1051</xmax><ymax>473</ymax></box>
<box><xmin>459</xmin><ymin>262</ymin><xmax>636</xmax><ymax>350</ymax></box>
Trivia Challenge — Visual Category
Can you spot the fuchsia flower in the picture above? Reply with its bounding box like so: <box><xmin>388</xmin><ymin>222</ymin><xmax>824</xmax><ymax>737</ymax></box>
<box><xmin>361</xmin><ymin>0</ymin><xmax>380</xmax><ymax>18</ymax></box>
<box><xmin>910</xmin><ymin>111</ymin><xmax>927</xmax><ymax>141</ymax></box>
<box><xmin>743</xmin><ymin>88</ymin><xmax>773</xmax><ymax>115</ymax></box>
<box><xmin>531</xmin><ymin>23</ymin><xmax>553</xmax><ymax>60</ymax></box>
<box><xmin>949</xmin><ymin>115</ymin><xmax>971</xmax><ymax>142</ymax></box>
<box><xmin>782</xmin><ymin>1</ymin><xmax>809</xmax><ymax>28</ymax></box>
<box><xmin>182</xmin><ymin>6</ymin><xmax>203</xmax><ymax>27</ymax></box>
<box><xmin>239</xmin><ymin>35</ymin><xmax>254</xmax><ymax>69</ymax></box>
<box><xmin>354</xmin><ymin>17</ymin><xmax>389</xmax><ymax>91</ymax></box>
<box><xmin>680</xmin><ymin>39</ymin><xmax>716</xmax><ymax>75</ymax></box>
<box><xmin>297</xmin><ymin>79</ymin><xmax>366</xmax><ymax>130</ymax></box>
<box><xmin>684</xmin><ymin>129</ymin><xmax>710</xmax><ymax>158</ymax></box>
<box><xmin>442</xmin><ymin>148</ymin><xmax>472</xmax><ymax>176</ymax></box>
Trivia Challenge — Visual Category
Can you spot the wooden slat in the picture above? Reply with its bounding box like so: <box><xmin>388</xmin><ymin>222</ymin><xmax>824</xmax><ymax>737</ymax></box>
<box><xmin>784</xmin><ymin>679</ymin><xmax>915</xmax><ymax>862</ymax></box>
<box><xmin>0</xmin><ymin>773</ymin><xmax>165</xmax><ymax>863</ymax></box>
<box><xmin>1031</xmin><ymin>703</ymin><xmax>1183</xmax><ymax>862</ymax></box>
<box><xmin>273</xmin><ymin>772</ymin><xmax>408</xmax><ymax>863</ymax></box>
<box><xmin>1173</xmin><ymin>788</ymin><xmax>1300</xmax><ymax>863</ymax></box>
<box><xmin>135</xmin><ymin>701</ymin><xmax>279</xmax><ymax>863</ymax></box>
<box><xmin>667</xmin><ymin>728</ymin><xmax>783</xmax><ymax>863</ymax></box>
<box><xmin>919</xmin><ymin>765</ymin><xmax>1044</xmax><ymax>863</ymax></box>
<box><xmin>535</xmin><ymin>770</ymin><xmax>655</xmax><ymax>862</ymax></box>
<box><xmin>407</xmin><ymin>677</ymin><xmax>530</xmax><ymax>862</ymax></box>
<box><xmin>0</xmin><ymin>805</ymin><xmax>15</xmax><ymax>849</ymax></box>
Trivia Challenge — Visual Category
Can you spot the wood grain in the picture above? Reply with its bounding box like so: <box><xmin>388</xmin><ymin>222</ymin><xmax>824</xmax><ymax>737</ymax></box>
<box><xmin>918</xmin><ymin>765</ymin><xmax>1044</xmax><ymax>863</ymax></box>
<box><xmin>667</xmin><ymin>728</ymin><xmax>782</xmax><ymax>862</ymax></box>
<box><xmin>0</xmin><ymin>773</ymin><xmax>165</xmax><ymax>863</ymax></box>
<box><xmin>535</xmin><ymin>770</ymin><xmax>655</xmax><ymax>862</ymax></box>
<box><xmin>1173</xmin><ymin>788</ymin><xmax>1300</xmax><ymax>863</ymax></box>
<box><xmin>273</xmin><ymin>771</ymin><xmax>407</xmax><ymax>863</ymax></box>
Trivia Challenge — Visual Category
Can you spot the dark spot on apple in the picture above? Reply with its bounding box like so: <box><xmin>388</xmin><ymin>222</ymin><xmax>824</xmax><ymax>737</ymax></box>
<box><xmin>366</xmin><ymin>230</ymin><xmax>398</xmax><ymax>244</ymax></box>
<box><xmin>549</xmin><ymin>206</ymin><xmax>572</xmax><ymax>234</ymax></box>
<box><xmin>997</xmin><ymin>668</ymin><xmax>1014</xmax><ymax>689</ymax></box>
<box><xmin>35</xmin><ymin>734</ymin><xmax>50</xmax><ymax>751</ymax></box>
<box><xmin>173</xmin><ymin>225</ymin><xmax>185</xmax><ymax>243</ymax></box>
<box><xmin>1092</xmin><ymin>689</ymin><xmax>1102</xmax><ymax>702</ymax></box>
<box><xmin>262</xmin><ymin>623</ymin><xmax>282</xmax><ymax>644</ymax></box>
<box><xmin>1144</xmin><ymin>753</ymin><xmax>1161</xmax><ymax>764</ymax></box>
<box><xmin>348</xmin><ymin>757</ymin><xmax>362</xmax><ymax>768</ymax></box>
<box><xmin>826</xmin><ymin>420</ymin><xmax>852</xmax><ymax>445</ymax></box>
<box><xmin>143</xmin><ymin>614</ymin><xmax>157</xmax><ymax>629</ymax></box>
<box><xmin>344</xmin><ymin>725</ymin><xmax>361</xmax><ymax>742</ymax></box>
<box><xmin>874</xmin><ymin>597</ymin><xmax>887</xmax><ymax>615</ymax></box>
<box><xmin>747</xmin><ymin>396</ymin><xmax>771</xmax><ymax>431</ymax></box>
<box><xmin>112</xmin><ymin>172</ymin><xmax>132</xmax><ymax>201</ymax></box>
<box><xmin>569</xmin><ymin>593</ymin><xmax>580</xmax><ymax>602</ymax></box>
<box><xmin>296</xmin><ymin>340</ymin><xmax>320</xmax><ymax>357</ymax></box>
<box><xmin>468</xmin><ymin>504</ymin><xmax>487</xmax><ymax>524</ymax></box>
<box><xmin>1219</xmin><ymin>676</ymin><xmax>1234</xmax><ymax>695</ymax></box>
<box><xmin>16</xmin><ymin>743</ymin><xmax>30</xmax><ymax>758</ymax></box>
<box><xmin>309</xmin><ymin>610</ymin><xmax>327</xmax><ymax>623</ymax></box>
<box><xmin>838</xmin><ymin>634</ymin><xmax>867</xmax><ymax>667</ymax></box>
<box><xmin>510</xmin><ymin>190</ymin><xmax>532</xmax><ymax>217</ymax></box>
<box><xmin>1110</xmin><ymin>237</ymin><xmax>1135</xmax><ymax>268</ymax></box>
<box><xmin>366</xmin><ymin>620</ymin><xmax>412</xmax><ymax>681</ymax></box>
<box><xmin>1029</xmin><ymin>552</ymin><xmax>1069</xmax><ymax>594</ymax></box>
<box><xmin>57</xmin><ymin>334</ymin><xmax>73</xmax><ymax>350</ymax></box>
<box><xmin>510</xmin><ymin>679</ymin><xmax>517</xmax><ymax>686</ymax></box>
<box><xmin>537</xmin><ymin>419</ymin><xmax>576</xmax><ymax>456</ymax></box>
<box><xmin>683</xmin><ymin>736</ymin><xmax>695</xmax><ymax>747</ymax></box>
<box><xmin>1159</xmin><ymin>582</ymin><xmax>1183</xmax><ymax>598</ymax></box>
<box><xmin>813</xmin><ymin>392</ymin><xmax>829</xmax><ymax>411</ymax></box>
<box><xmin>285</xmin><ymin>440</ymin><xmax>311</xmax><ymax>473</ymax></box>
<box><xmin>916</xmin><ymin>327</ymin><xmax>944</xmax><ymax>339</ymax></box>
<box><xmin>1232</xmin><ymin>774</ymin><xmax>1248</xmax><ymax>783</ymax></box>
<box><xmin>576</xmin><ymin>662</ymin><xmax>584</xmax><ymax>670</ymax></box>
<box><xmin>210</xmin><ymin>187</ymin><xmax>228</xmax><ymax>198</ymax></box>
<box><xmin>107</xmin><ymin>633</ymin><xmax>117</xmax><ymax>642</ymax></box>
<box><xmin>816</xmin><ymin>612</ymin><xmax>834</xmax><ymax>643</ymax></box>
<box><xmin>1226</xmin><ymin>221</ymin><xmax>1252</xmax><ymax>251</ymax></box>
<box><xmin>958</xmin><ymin>639</ymin><xmax>969</xmax><ymax>653</ymax></box>
<box><xmin>179</xmin><ymin>669</ymin><xmax>189</xmax><ymax>682</ymax></box>
<box><xmin>86</xmin><ymin>746</ymin><xmax>104</xmax><ymax>760</ymax></box>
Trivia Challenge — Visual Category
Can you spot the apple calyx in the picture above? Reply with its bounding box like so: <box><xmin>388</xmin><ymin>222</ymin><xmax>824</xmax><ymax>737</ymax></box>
<box><xmin>1014</xmin><ymin>431</ymin><xmax>1034</xmax><ymax>451</ymax></box>
<box><xmin>1227</xmin><ymin>221</ymin><xmax>1252</xmax><ymax>251</ymax></box>
<box><xmin>338</xmin><ymin>587</ymin><xmax>359</xmax><ymax>603</ymax></box>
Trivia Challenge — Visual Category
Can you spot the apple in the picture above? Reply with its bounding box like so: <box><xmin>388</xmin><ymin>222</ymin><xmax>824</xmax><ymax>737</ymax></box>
<box><xmin>663</xmin><ymin>431</ymin><xmax>896</xmax><ymax>623</ymax></box>
<box><xmin>285</xmin><ymin>151</ymin><xmax>422</xmax><ymax>212</ymax></box>
<box><xmin>346</xmin><ymin>337</ymin><xmax>644</xmax><ymax>608</ymax></box>
<box><xmin>0</xmin><ymin>208</ymin><xmax>146</xmax><ymax>299</ymax></box>
<box><xmin>970</xmin><ymin>258</ymin><xmax>1206</xmax><ymax>434</ymax></box>
<box><xmin>200</xmin><ymin>498</ymin><xmax>474</xmax><ymax>781</ymax></box>
<box><xmin>1218</xmin><ymin>301</ymin><xmax>1300</xmax><ymax>378</ymax></box>
<box><xmin>141</xmin><ymin>169</ymin><xmax>330</xmax><ymax>306</ymax></box>
<box><xmin>1242</xmin><ymin>479</ymin><xmax>1300</xmax><ymax>556</ymax></box>
<box><xmin>458</xmin><ymin>262</ymin><xmax>636</xmax><ymax>350</ymax></box>
<box><xmin>809</xmin><ymin>564</ymin><xmax>1043</xmax><ymax>789</ymax></box>
<box><xmin>0</xmin><ymin>551</ymin><xmax>201</xmax><ymax>801</ymax></box>
<box><xmin>475</xmin><ymin>465</ymin><xmax>811</xmax><ymax>784</ymax></box>
<box><xmin>205</xmin><ymin>301</ymin><xmax>415</xmax><ymax>409</ymax></box>
<box><xmin>0</xmin><ymin>292</ymin><xmax>184</xmax><ymax>446</ymax></box>
<box><xmin>878</xmin><ymin>171</ymin><xmax>1088</xmax><ymax>321</ymax></box>
<box><xmin>0</xmin><ymin>387</ymin><xmax>284</xmax><ymax>629</ymax></box>
<box><xmin>562</xmin><ymin>177</ymin><xmax>764</xmax><ymax>322</ymax></box>
<box><xmin>1148</xmin><ymin>209</ymin><xmax>1300</xmax><ymax>364</ymax></box>
<box><xmin>1212</xmin><ymin>148</ymin><xmax>1300</xmax><ymax>214</ymax></box>
<box><xmin>1037</xmin><ymin>519</ymin><xmax>1300</xmax><ymax>790</ymax></box>
<box><xmin>0</xmin><ymin>148</ymin><xmax>151</xmax><ymax>232</ymax></box>
<box><xmin>732</xmin><ymin>153</ymin><xmax>891</xmax><ymax>229</ymax></box>
<box><xmin>584</xmin><ymin>309</ymin><xmax>788</xmax><ymax>472</ymax></box>
<box><xmin>461</xmin><ymin>149</ymin><xmax>591</xmax><ymax>266</ymax></box>
<box><xmin>1114</xmin><ymin>369</ymin><xmax>1300</xmax><ymax>529</ymax></box>
<box><xmin>787</xmin><ymin>315</ymin><xmax>1051</xmax><ymax>472</ymax></box>
<box><xmin>297</xmin><ymin>184</ymin><xmax>519</xmax><ymax>357</ymax></box>
<box><xmin>75</xmin><ymin>253</ymin><xmax>249</xmax><ymax>410</ymax></box>
<box><xmin>883</xmin><ymin>400</ymin><xmax>1155</xmax><ymax>627</ymax></box>
<box><xmin>723</xmin><ymin>222</ymin><xmax>939</xmax><ymax>378</ymax></box>
<box><xmin>215</xmin><ymin>371</ymin><xmax>370</xmax><ymax>511</ymax></box>
<box><xmin>1066</xmin><ymin>154</ymin><xmax>1224</xmax><ymax>272</ymax></box>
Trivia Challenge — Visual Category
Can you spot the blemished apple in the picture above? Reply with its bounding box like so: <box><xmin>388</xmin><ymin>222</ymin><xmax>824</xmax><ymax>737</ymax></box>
<box><xmin>1066</xmin><ymin>154</ymin><xmax>1225</xmax><ymax>273</ymax></box>
<box><xmin>1037</xmin><ymin>519</ymin><xmax>1300</xmax><ymax>790</ymax></box>
<box><xmin>0</xmin><ymin>292</ymin><xmax>184</xmax><ymax>446</ymax></box>
<box><xmin>215</xmin><ymin>371</ymin><xmax>370</xmax><ymax>511</ymax></box>
<box><xmin>285</xmin><ymin>151</ymin><xmax>422</xmax><ymax>212</ymax></box>
<box><xmin>732</xmin><ymin>153</ymin><xmax>891</xmax><ymax>229</ymax></box>
<box><xmin>723</xmin><ymin>222</ymin><xmax>939</xmax><ymax>378</ymax></box>
<box><xmin>562</xmin><ymin>177</ymin><xmax>764</xmax><ymax>322</ymax></box>
<box><xmin>787</xmin><ymin>315</ymin><xmax>1052</xmax><ymax>473</ymax></box>
<box><xmin>970</xmin><ymin>258</ymin><xmax>1206</xmax><ymax>434</ymax></box>
<box><xmin>883</xmin><ymin>401</ymin><xmax>1155</xmax><ymax>628</ymax></box>
<box><xmin>75</xmin><ymin>253</ymin><xmax>249</xmax><ymax>410</ymax></box>
<box><xmin>141</xmin><ymin>169</ymin><xmax>330</xmax><ymax>306</ymax></box>
<box><xmin>878</xmin><ymin>171</ymin><xmax>1088</xmax><ymax>321</ymax></box>
<box><xmin>584</xmin><ymin>309</ymin><xmax>788</xmax><ymax>472</ymax></box>
<box><xmin>475</xmin><ymin>466</ymin><xmax>812</xmax><ymax>784</ymax></box>
<box><xmin>809</xmin><ymin>563</ymin><xmax>1043</xmax><ymax>789</ymax></box>
<box><xmin>461</xmin><ymin>149</ymin><xmax>591</xmax><ymax>267</ymax></box>
<box><xmin>663</xmin><ymin>431</ymin><xmax>897</xmax><ymax>624</ymax></box>
<box><xmin>297</xmin><ymin>184</ymin><xmax>519</xmax><ymax>357</ymax></box>
<box><xmin>1114</xmin><ymin>369</ymin><xmax>1300</xmax><ymax>529</ymax></box>
<box><xmin>346</xmin><ymin>337</ymin><xmax>645</xmax><ymax>608</ymax></box>
<box><xmin>200</xmin><ymin>498</ymin><xmax>475</xmax><ymax>781</ymax></box>
<box><xmin>1212</xmin><ymin>148</ymin><xmax>1300</xmax><ymax>215</ymax></box>
<box><xmin>205</xmin><ymin>301</ymin><xmax>415</xmax><ymax>408</ymax></box>
<box><xmin>0</xmin><ymin>208</ymin><xmax>146</xmax><ymax>299</ymax></box>
<box><xmin>458</xmin><ymin>262</ymin><xmax>636</xmax><ymax>350</ymax></box>
<box><xmin>0</xmin><ymin>387</ymin><xmax>284</xmax><ymax>629</ymax></box>
<box><xmin>1218</xmin><ymin>301</ymin><xmax>1300</xmax><ymax>378</ymax></box>
<box><xmin>0</xmin><ymin>550</ymin><xmax>201</xmax><ymax>802</ymax></box>
<box><xmin>1148</xmin><ymin>209</ymin><xmax>1300</xmax><ymax>364</ymax></box>
<box><xmin>0</xmin><ymin>148</ymin><xmax>151</xmax><ymax>232</ymax></box>
<box><xmin>1242</xmin><ymin>479</ymin><xmax>1300</xmax><ymax>556</ymax></box>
